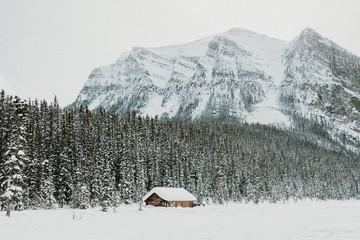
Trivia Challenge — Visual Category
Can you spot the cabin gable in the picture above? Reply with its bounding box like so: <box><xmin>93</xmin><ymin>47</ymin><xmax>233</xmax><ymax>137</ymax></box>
<box><xmin>144</xmin><ymin>193</ymin><xmax>166</xmax><ymax>207</ymax></box>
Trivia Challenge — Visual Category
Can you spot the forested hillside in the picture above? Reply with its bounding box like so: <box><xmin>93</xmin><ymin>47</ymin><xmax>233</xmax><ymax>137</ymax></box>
<box><xmin>0</xmin><ymin>90</ymin><xmax>359</xmax><ymax>212</ymax></box>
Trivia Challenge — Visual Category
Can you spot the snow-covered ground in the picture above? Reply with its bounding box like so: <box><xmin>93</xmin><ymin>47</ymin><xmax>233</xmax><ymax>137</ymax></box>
<box><xmin>2</xmin><ymin>200</ymin><xmax>360</xmax><ymax>240</ymax></box>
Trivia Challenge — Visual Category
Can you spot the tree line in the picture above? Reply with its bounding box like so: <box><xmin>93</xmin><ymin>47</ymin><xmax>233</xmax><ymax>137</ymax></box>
<box><xmin>0</xmin><ymin>90</ymin><xmax>359</xmax><ymax>215</ymax></box>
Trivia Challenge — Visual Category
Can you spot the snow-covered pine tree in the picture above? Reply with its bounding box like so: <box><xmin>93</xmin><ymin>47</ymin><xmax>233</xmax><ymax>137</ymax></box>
<box><xmin>119</xmin><ymin>129</ymin><xmax>133</xmax><ymax>203</ymax></box>
<box><xmin>119</xmin><ymin>118</ymin><xmax>135</xmax><ymax>203</ymax></box>
<box><xmin>48</xmin><ymin>96</ymin><xmax>63</xmax><ymax>204</ymax></box>
<box><xmin>80</xmin><ymin>106</ymin><xmax>96</xmax><ymax>206</ymax></box>
<box><xmin>1</xmin><ymin>96</ymin><xmax>28</xmax><ymax>216</ymax></box>
<box><xmin>135</xmin><ymin>115</ymin><xmax>146</xmax><ymax>210</ymax></box>
<box><xmin>71</xmin><ymin>168</ymin><xmax>90</xmax><ymax>209</ymax></box>
<box><xmin>89</xmin><ymin>148</ymin><xmax>101</xmax><ymax>207</ymax></box>
<box><xmin>100</xmin><ymin>157</ymin><xmax>114</xmax><ymax>212</ymax></box>
<box><xmin>38</xmin><ymin>158</ymin><xmax>56</xmax><ymax>209</ymax></box>
<box><xmin>0</xmin><ymin>90</ymin><xmax>7</xmax><ymax>168</ymax></box>
<box><xmin>149</xmin><ymin>116</ymin><xmax>161</xmax><ymax>189</ymax></box>
<box><xmin>23</xmin><ymin>99</ymin><xmax>41</xmax><ymax>209</ymax></box>
<box><xmin>70</xmin><ymin>106</ymin><xmax>90</xmax><ymax>209</ymax></box>
<box><xmin>214</xmin><ymin>142</ymin><xmax>228</xmax><ymax>204</ymax></box>
<box><xmin>57</xmin><ymin>112</ymin><xmax>74</xmax><ymax>207</ymax></box>
<box><xmin>0</xmin><ymin>90</ymin><xmax>10</xmax><ymax>210</ymax></box>
<box><xmin>37</xmin><ymin>100</ymin><xmax>56</xmax><ymax>209</ymax></box>
<box><xmin>113</xmin><ymin>115</ymin><xmax>123</xmax><ymax>200</ymax></box>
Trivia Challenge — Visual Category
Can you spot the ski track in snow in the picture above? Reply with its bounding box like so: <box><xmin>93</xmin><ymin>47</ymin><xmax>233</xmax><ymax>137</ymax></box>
<box><xmin>2</xmin><ymin>200</ymin><xmax>360</xmax><ymax>240</ymax></box>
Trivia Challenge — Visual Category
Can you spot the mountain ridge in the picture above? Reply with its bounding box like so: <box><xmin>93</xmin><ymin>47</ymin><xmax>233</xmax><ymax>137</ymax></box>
<box><xmin>72</xmin><ymin>27</ymin><xmax>360</xmax><ymax>152</ymax></box>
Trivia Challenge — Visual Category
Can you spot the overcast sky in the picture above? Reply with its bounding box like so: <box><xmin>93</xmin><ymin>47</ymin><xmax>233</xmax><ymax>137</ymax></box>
<box><xmin>1</xmin><ymin>0</ymin><xmax>359</xmax><ymax>106</ymax></box>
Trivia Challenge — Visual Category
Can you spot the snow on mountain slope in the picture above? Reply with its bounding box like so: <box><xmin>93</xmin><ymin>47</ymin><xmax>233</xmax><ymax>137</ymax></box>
<box><xmin>73</xmin><ymin>27</ymin><xmax>360</xmax><ymax>150</ymax></box>
<box><xmin>74</xmin><ymin>28</ymin><xmax>288</xmax><ymax>123</ymax></box>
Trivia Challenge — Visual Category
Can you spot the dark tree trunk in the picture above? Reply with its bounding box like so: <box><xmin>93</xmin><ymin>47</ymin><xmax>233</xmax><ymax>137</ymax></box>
<box><xmin>6</xmin><ymin>200</ymin><xmax>11</xmax><ymax>217</ymax></box>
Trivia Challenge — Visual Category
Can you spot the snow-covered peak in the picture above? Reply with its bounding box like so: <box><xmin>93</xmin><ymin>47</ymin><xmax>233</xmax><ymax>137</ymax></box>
<box><xmin>287</xmin><ymin>27</ymin><xmax>340</xmax><ymax>54</ymax></box>
<box><xmin>226</xmin><ymin>27</ymin><xmax>281</xmax><ymax>38</ymax></box>
<box><xmin>299</xmin><ymin>27</ymin><xmax>321</xmax><ymax>38</ymax></box>
<box><xmin>225</xmin><ymin>27</ymin><xmax>279</xmax><ymax>40</ymax></box>
<box><xmin>227</xmin><ymin>27</ymin><xmax>256</xmax><ymax>33</ymax></box>
<box><xmin>117</xmin><ymin>27</ymin><xmax>285</xmax><ymax>61</ymax></box>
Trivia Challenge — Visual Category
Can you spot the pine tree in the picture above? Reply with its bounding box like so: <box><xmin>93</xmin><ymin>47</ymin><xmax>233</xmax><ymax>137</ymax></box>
<box><xmin>1</xmin><ymin>96</ymin><xmax>28</xmax><ymax>216</ymax></box>
<box><xmin>135</xmin><ymin>115</ymin><xmax>146</xmax><ymax>207</ymax></box>
<box><xmin>23</xmin><ymin>99</ymin><xmax>41</xmax><ymax>209</ymax></box>
<box><xmin>49</xmin><ymin>96</ymin><xmax>62</xmax><ymax>204</ymax></box>
<box><xmin>119</xmin><ymin>122</ymin><xmax>135</xmax><ymax>203</ymax></box>
<box><xmin>38</xmin><ymin>100</ymin><xmax>56</xmax><ymax>209</ymax></box>
<box><xmin>57</xmin><ymin>112</ymin><xmax>74</xmax><ymax>207</ymax></box>
<box><xmin>89</xmin><ymin>149</ymin><xmax>101</xmax><ymax>207</ymax></box>
<box><xmin>0</xmin><ymin>90</ymin><xmax>7</xmax><ymax>169</ymax></box>
<box><xmin>71</xmin><ymin>168</ymin><xmax>90</xmax><ymax>209</ymax></box>
<box><xmin>100</xmin><ymin>157</ymin><xmax>114</xmax><ymax>212</ymax></box>
<box><xmin>0</xmin><ymin>91</ymin><xmax>10</xmax><ymax>210</ymax></box>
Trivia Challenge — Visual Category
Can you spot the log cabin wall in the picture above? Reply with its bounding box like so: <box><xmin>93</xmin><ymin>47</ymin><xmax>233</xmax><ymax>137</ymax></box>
<box><xmin>166</xmin><ymin>201</ymin><xmax>193</xmax><ymax>207</ymax></box>
<box><xmin>145</xmin><ymin>201</ymin><xmax>163</xmax><ymax>206</ymax></box>
<box><xmin>145</xmin><ymin>200</ymin><xmax>193</xmax><ymax>207</ymax></box>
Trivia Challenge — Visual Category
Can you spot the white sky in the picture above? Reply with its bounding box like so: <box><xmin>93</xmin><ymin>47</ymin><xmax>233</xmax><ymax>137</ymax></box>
<box><xmin>0</xmin><ymin>0</ymin><xmax>359</xmax><ymax>106</ymax></box>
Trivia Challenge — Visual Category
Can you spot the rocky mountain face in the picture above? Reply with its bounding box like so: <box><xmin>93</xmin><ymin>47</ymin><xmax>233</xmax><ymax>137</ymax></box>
<box><xmin>72</xmin><ymin>28</ymin><xmax>360</xmax><ymax>151</ymax></box>
<box><xmin>280</xmin><ymin>28</ymin><xmax>360</xmax><ymax>150</ymax></box>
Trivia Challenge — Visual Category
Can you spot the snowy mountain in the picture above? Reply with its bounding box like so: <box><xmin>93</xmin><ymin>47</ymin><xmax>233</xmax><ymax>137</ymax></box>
<box><xmin>72</xmin><ymin>27</ymin><xmax>360</xmax><ymax>150</ymax></box>
<box><xmin>280</xmin><ymin>28</ymin><xmax>360</xmax><ymax>150</ymax></box>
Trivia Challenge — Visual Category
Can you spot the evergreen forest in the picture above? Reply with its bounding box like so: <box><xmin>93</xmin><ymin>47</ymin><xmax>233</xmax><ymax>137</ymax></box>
<box><xmin>0</xmin><ymin>90</ymin><xmax>359</xmax><ymax>213</ymax></box>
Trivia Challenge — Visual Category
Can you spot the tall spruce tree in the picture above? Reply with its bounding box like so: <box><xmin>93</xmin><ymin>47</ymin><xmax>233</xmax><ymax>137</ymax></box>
<box><xmin>1</xmin><ymin>96</ymin><xmax>28</xmax><ymax>216</ymax></box>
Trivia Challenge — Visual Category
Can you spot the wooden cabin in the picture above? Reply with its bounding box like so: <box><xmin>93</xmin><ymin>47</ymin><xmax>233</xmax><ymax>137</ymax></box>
<box><xmin>143</xmin><ymin>187</ymin><xmax>197</xmax><ymax>208</ymax></box>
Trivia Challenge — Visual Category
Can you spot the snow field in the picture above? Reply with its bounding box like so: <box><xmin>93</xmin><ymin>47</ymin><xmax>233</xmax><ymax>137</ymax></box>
<box><xmin>2</xmin><ymin>200</ymin><xmax>360</xmax><ymax>240</ymax></box>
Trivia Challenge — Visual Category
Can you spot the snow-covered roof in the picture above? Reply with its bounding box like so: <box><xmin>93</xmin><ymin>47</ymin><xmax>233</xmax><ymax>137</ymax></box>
<box><xmin>143</xmin><ymin>187</ymin><xmax>197</xmax><ymax>202</ymax></box>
